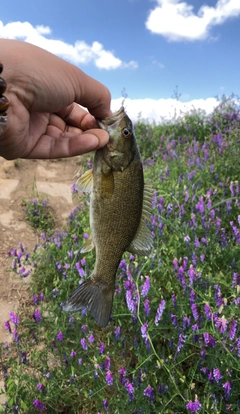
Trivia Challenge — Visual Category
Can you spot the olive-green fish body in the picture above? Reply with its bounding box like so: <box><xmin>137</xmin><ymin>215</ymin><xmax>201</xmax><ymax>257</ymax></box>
<box><xmin>63</xmin><ymin>107</ymin><xmax>153</xmax><ymax>327</ymax></box>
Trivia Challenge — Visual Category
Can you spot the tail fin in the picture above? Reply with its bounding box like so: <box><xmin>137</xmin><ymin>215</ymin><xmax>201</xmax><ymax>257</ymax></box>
<box><xmin>62</xmin><ymin>278</ymin><xmax>114</xmax><ymax>328</ymax></box>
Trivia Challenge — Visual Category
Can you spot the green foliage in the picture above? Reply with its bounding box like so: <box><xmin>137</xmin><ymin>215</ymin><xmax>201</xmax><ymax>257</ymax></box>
<box><xmin>22</xmin><ymin>197</ymin><xmax>55</xmax><ymax>233</ymax></box>
<box><xmin>1</xmin><ymin>98</ymin><xmax>240</xmax><ymax>413</ymax></box>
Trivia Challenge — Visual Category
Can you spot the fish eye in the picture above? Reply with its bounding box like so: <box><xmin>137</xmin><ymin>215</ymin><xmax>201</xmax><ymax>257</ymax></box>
<box><xmin>122</xmin><ymin>127</ymin><xmax>132</xmax><ymax>138</ymax></box>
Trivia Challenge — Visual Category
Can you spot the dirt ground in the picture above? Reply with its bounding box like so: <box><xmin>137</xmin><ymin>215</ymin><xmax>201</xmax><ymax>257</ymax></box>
<box><xmin>0</xmin><ymin>156</ymin><xmax>82</xmax><ymax>346</ymax></box>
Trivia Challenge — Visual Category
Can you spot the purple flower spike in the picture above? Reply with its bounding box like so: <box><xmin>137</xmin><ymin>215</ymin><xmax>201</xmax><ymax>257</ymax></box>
<box><xmin>144</xmin><ymin>299</ymin><xmax>151</xmax><ymax>316</ymax></box>
<box><xmin>32</xmin><ymin>399</ymin><xmax>46</xmax><ymax>410</ymax></box>
<box><xmin>9</xmin><ymin>311</ymin><xmax>19</xmax><ymax>326</ymax></box>
<box><xmin>191</xmin><ymin>303</ymin><xmax>199</xmax><ymax>321</ymax></box>
<box><xmin>99</xmin><ymin>342</ymin><xmax>105</xmax><ymax>355</ymax></box>
<box><xmin>141</xmin><ymin>276</ymin><xmax>150</xmax><ymax>297</ymax></box>
<box><xmin>33</xmin><ymin>309</ymin><xmax>41</xmax><ymax>323</ymax></box>
<box><xmin>56</xmin><ymin>331</ymin><xmax>64</xmax><ymax>341</ymax></box>
<box><xmin>80</xmin><ymin>338</ymin><xmax>88</xmax><ymax>350</ymax></box>
<box><xmin>186</xmin><ymin>396</ymin><xmax>202</xmax><ymax>413</ymax></box>
<box><xmin>70</xmin><ymin>350</ymin><xmax>76</xmax><ymax>358</ymax></box>
<box><xmin>215</xmin><ymin>315</ymin><xmax>228</xmax><ymax>334</ymax></box>
<box><xmin>115</xmin><ymin>326</ymin><xmax>121</xmax><ymax>341</ymax></box>
<box><xmin>223</xmin><ymin>381</ymin><xmax>232</xmax><ymax>400</ymax></box>
<box><xmin>105</xmin><ymin>356</ymin><xmax>111</xmax><ymax>370</ymax></box>
<box><xmin>105</xmin><ymin>370</ymin><xmax>113</xmax><ymax>386</ymax></box>
<box><xmin>176</xmin><ymin>333</ymin><xmax>186</xmax><ymax>354</ymax></box>
<box><xmin>144</xmin><ymin>385</ymin><xmax>154</xmax><ymax>402</ymax></box>
<box><xmin>213</xmin><ymin>368</ymin><xmax>222</xmax><ymax>383</ymax></box>
<box><xmin>229</xmin><ymin>319</ymin><xmax>237</xmax><ymax>340</ymax></box>
<box><xmin>4</xmin><ymin>321</ymin><xmax>11</xmax><ymax>333</ymax></box>
<box><xmin>125</xmin><ymin>381</ymin><xmax>134</xmax><ymax>400</ymax></box>
<box><xmin>154</xmin><ymin>300</ymin><xmax>166</xmax><ymax>326</ymax></box>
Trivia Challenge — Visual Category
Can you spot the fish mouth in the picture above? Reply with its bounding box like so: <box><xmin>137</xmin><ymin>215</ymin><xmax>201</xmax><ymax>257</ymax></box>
<box><xmin>97</xmin><ymin>106</ymin><xmax>125</xmax><ymax>129</ymax></box>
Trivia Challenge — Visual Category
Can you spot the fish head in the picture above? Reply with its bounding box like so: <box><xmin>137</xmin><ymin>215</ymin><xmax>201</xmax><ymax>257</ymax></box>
<box><xmin>97</xmin><ymin>107</ymin><xmax>140</xmax><ymax>171</ymax></box>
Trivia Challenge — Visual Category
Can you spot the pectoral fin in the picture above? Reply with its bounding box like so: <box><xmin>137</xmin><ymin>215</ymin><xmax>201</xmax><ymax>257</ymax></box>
<box><xmin>76</xmin><ymin>169</ymin><xmax>93</xmax><ymax>193</ymax></box>
<box><xmin>101</xmin><ymin>171</ymin><xmax>114</xmax><ymax>197</ymax></box>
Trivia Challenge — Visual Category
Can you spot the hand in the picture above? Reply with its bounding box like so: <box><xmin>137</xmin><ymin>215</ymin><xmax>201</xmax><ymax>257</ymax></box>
<box><xmin>0</xmin><ymin>39</ymin><xmax>112</xmax><ymax>160</ymax></box>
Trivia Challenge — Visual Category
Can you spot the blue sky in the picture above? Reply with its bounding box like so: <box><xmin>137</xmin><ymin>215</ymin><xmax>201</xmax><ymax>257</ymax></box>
<box><xmin>1</xmin><ymin>0</ymin><xmax>240</xmax><ymax>122</ymax></box>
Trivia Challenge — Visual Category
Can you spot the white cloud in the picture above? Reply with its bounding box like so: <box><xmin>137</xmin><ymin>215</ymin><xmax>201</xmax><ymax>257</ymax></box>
<box><xmin>111</xmin><ymin>97</ymin><xmax>219</xmax><ymax>123</ymax></box>
<box><xmin>0</xmin><ymin>20</ymin><xmax>137</xmax><ymax>70</ymax></box>
<box><xmin>146</xmin><ymin>0</ymin><xmax>240</xmax><ymax>41</ymax></box>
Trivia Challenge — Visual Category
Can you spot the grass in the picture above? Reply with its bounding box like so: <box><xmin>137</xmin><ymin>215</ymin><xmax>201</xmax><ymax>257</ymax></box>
<box><xmin>0</xmin><ymin>96</ymin><xmax>240</xmax><ymax>413</ymax></box>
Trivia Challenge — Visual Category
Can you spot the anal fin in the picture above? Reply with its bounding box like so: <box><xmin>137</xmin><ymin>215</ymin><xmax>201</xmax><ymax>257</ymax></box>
<box><xmin>127</xmin><ymin>219</ymin><xmax>153</xmax><ymax>256</ymax></box>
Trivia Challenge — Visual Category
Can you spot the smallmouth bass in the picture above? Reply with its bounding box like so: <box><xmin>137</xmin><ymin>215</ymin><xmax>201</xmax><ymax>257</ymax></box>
<box><xmin>63</xmin><ymin>107</ymin><xmax>153</xmax><ymax>327</ymax></box>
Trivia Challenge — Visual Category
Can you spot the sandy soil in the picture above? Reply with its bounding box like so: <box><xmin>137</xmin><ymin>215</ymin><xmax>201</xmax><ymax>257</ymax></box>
<box><xmin>0</xmin><ymin>156</ymin><xmax>82</xmax><ymax>346</ymax></box>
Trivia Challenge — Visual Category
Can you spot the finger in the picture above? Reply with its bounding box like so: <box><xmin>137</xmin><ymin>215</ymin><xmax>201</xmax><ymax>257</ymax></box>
<box><xmin>56</xmin><ymin>104</ymin><xmax>100</xmax><ymax>130</ymax></box>
<box><xmin>25</xmin><ymin>129</ymin><xmax>109</xmax><ymax>159</ymax></box>
<box><xmin>68</xmin><ymin>65</ymin><xmax>112</xmax><ymax>119</ymax></box>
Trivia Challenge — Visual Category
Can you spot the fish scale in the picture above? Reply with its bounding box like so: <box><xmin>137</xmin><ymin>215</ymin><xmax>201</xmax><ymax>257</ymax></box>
<box><xmin>63</xmin><ymin>107</ymin><xmax>153</xmax><ymax>327</ymax></box>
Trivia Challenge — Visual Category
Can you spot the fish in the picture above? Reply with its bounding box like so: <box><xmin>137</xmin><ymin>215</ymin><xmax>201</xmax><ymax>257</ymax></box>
<box><xmin>63</xmin><ymin>107</ymin><xmax>153</xmax><ymax>327</ymax></box>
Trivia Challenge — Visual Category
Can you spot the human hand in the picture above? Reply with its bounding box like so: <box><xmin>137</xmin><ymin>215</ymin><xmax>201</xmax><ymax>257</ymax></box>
<box><xmin>0</xmin><ymin>39</ymin><xmax>112</xmax><ymax>160</ymax></box>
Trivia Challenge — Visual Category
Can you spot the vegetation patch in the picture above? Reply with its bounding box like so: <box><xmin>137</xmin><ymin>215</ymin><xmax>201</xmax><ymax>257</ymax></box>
<box><xmin>1</xmin><ymin>97</ymin><xmax>240</xmax><ymax>413</ymax></box>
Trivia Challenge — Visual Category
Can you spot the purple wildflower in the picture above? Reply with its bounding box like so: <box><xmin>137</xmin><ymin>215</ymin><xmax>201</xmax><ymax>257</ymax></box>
<box><xmin>141</xmin><ymin>321</ymin><xmax>148</xmax><ymax>340</ymax></box>
<box><xmin>103</xmin><ymin>399</ymin><xmax>109</xmax><ymax>410</ymax></box>
<box><xmin>144</xmin><ymin>299</ymin><xmax>151</xmax><ymax>316</ymax></box>
<box><xmin>154</xmin><ymin>299</ymin><xmax>166</xmax><ymax>326</ymax></box>
<box><xmin>32</xmin><ymin>399</ymin><xmax>46</xmax><ymax>410</ymax></box>
<box><xmin>232</xmin><ymin>272</ymin><xmax>240</xmax><ymax>288</ymax></box>
<box><xmin>183</xmin><ymin>316</ymin><xmax>191</xmax><ymax>331</ymax></box>
<box><xmin>176</xmin><ymin>333</ymin><xmax>186</xmax><ymax>355</ymax></box>
<box><xmin>144</xmin><ymin>385</ymin><xmax>154</xmax><ymax>402</ymax></box>
<box><xmin>80</xmin><ymin>338</ymin><xmax>88</xmax><ymax>350</ymax></box>
<box><xmin>4</xmin><ymin>321</ymin><xmax>11</xmax><ymax>333</ymax></box>
<box><xmin>188</xmin><ymin>267</ymin><xmax>195</xmax><ymax>286</ymax></box>
<box><xmin>141</xmin><ymin>276</ymin><xmax>150</xmax><ymax>297</ymax></box>
<box><xmin>118</xmin><ymin>367</ymin><xmax>126</xmax><ymax>385</ymax></box>
<box><xmin>215</xmin><ymin>315</ymin><xmax>228</xmax><ymax>334</ymax></box>
<box><xmin>204</xmin><ymin>303</ymin><xmax>212</xmax><ymax>320</ymax></box>
<box><xmin>186</xmin><ymin>396</ymin><xmax>202</xmax><ymax>413</ymax></box>
<box><xmin>9</xmin><ymin>311</ymin><xmax>19</xmax><ymax>326</ymax></box>
<box><xmin>99</xmin><ymin>342</ymin><xmax>105</xmax><ymax>355</ymax></box>
<box><xmin>189</xmin><ymin>289</ymin><xmax>195</xmax><ymax>305</ymax></box>
<box><xmin>32</xmin><ymin>294</ymin><xmax>38</xmax><ymax>305</ymax></box>
<box><xmin>115</xmin><ymin>326</ymin><xmax>121</xmax><ymax>341</ymax></box>
<box><xmin>125</xmin><ymin>381</ymin><xmax>134</xmax><ymax>400</ymax></box>
<box><xmin>126</xmin><ymin>290</ymin><xmax>136</xmax><ymax>314</ymax></box>
<box><xmin>213</xmin><ymin>368</ymin><xmax>222</xmax><ymax>383</ymax></box>
<box><xmin>191</xmin><ymin>303</ymin><xmax>199</xmax><ymax>321</ymax></box>
<box><xmin>173</xmin><ymin>258</ymin><xmax>178</xmax><ymax>270</ymax></box>
<box><xmin>203</xmin><ymin>333</ymin><xmax>216</xmax><ymax>347</ymax></box>
<box><xmin>236</xmin><ymin>338</ymin><xmax>240</xmax><ymax>357</ymax></box>
<box><xmin>172</xmin><ymin>294</ymin><xmax>177</xmax><ymax>308</ymax></box>
<box><xmin>33</xmin><ymin>309</ymin><xmax>41</xmax><ymax>323</ymax></box>
<box><xmin>56</xmin><ymin>331</ymin><xmax>64</xmax><ymax>341</ymax></box>
<box><xmin>13</xmin><ymin>330</ymin><xmax>19</xmax><ymax>343</ymax></box>
<box><xmin>229</xmin><ymin>319</ymin><xmax>237</xmax><ymax>340</ymax></box>
<box><xmin>88</xmin><ymin>334</ymin><xmax>95</xmax><ymax>343</ymax></box>
<box><xmin>70</xmin><ymin>350</ymin><xmax>76</xmax><ymax>358</ymax></box>
<box><xmin>105</xmin><ymin>356</ymin><xmax>111</xmax><ymax>370</ymax></box>
<box><xmin>171</xmin><ymin>314</ymin><xmax>178</xmax><ymax>328</ymax></box>
<box><xmin>223</xmin><ymin>382</ymin><xmax>231</xmax><ymax>400</ymax></box>
<box><xmin>105</xmin><ymin>370</ymin><xmax>113</xmax><ymax>386</ymax></box>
